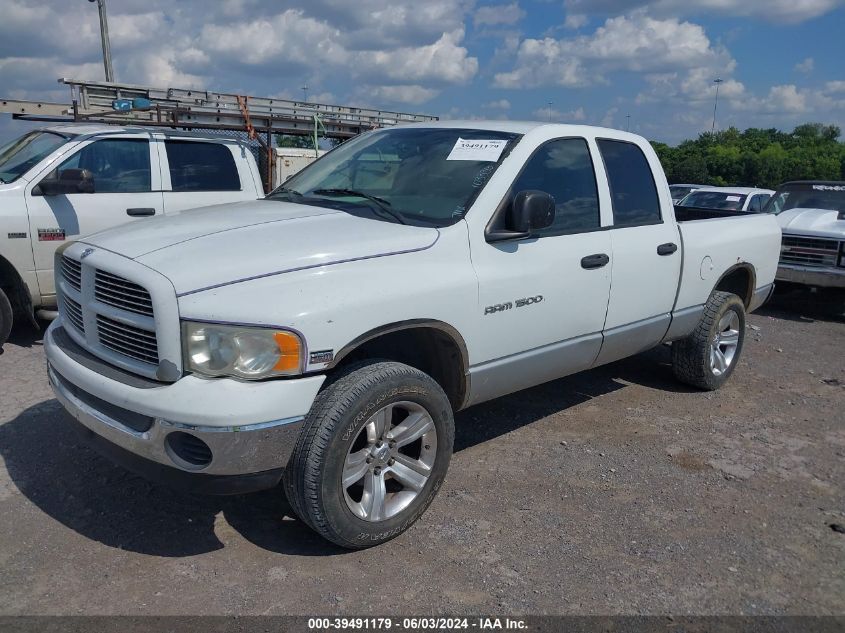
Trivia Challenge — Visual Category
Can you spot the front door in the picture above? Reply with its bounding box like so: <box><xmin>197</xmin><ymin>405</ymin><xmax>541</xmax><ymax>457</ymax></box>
<box><xmin>467</xmin><ymin>137</ymin><xmax>613</xmax><ymax>405</ymax></box>
<box><xmin>24</xmin><ymin>137</ymin><xmax>163</xmax><ymax>300</ymax></box>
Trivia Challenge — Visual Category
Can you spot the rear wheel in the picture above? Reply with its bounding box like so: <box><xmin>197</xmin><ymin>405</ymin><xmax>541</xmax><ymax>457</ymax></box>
<box><xmin>283</xmin><ymin>360</ymin><xmax>454</xmax><ymax>549</ymax></box>
<box><xmin>0</xmin><ymin>288</ymin><xmax>13</xmax><ymax>347</ymax></box>
<box><xmin>672</xmin><ymin>290</ymin><xmax>745</xmax><ymax>391</ymax></box>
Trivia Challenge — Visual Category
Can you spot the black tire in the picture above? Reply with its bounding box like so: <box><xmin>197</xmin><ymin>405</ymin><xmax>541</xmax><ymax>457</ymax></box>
<box><xmin>283</xmin><ymin>360</ymin><xmax>454</xmax><ymax>549</ymax></box>
<box><xmin>672</xmin><ymin>290</ymin><xmax>746</xmax><ymax>391</ymax></box>
<box><xmin>0</xmin><ymin>288</ymin><xmax>13</xmax><ymax>347</ymax></box>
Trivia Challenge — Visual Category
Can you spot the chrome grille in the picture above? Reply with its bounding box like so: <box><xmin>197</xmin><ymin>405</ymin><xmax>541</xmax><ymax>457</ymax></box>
<box><xmin>62</xmin><ymin>296</ymin><xmax>84</xmax><ymax>333</ymax></box>
<box><xmin>780</xmin><ymin>236</ymin><xmax>840</xmax><ymax>268</ymax></box>
<box><xmin>61</xmin><ymin>256</ymin><xmax>82</xmax><ymax>291</ymax></box>
<box><xmin>95</xmin><ymin>270</ymin><xmax>154</xmax><ymax>316</ymax></box>
<box><xmin>96</xmin><ymin>315</ymin><xmax>159</xmax><ymax>365</ymax></box>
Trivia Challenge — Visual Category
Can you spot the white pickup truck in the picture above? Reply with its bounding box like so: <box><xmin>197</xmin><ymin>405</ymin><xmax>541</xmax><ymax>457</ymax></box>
<box><xmin>43</xmin><ymin>121</ymin><xmax>781</xmax><ymax>549</ymax></box>
<box><xmin>767</xmin><ymin>181</ymin><xmax>845</xmax><ymax>290</ymax></box>
<box><xmin>0</xmin><ymin>125</ymin><xmax>264</xmax><ymax>344</ymax></box>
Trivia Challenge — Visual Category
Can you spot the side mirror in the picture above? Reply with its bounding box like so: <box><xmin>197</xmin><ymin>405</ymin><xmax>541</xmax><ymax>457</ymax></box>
<box><xmin>486</xmin><ymin>190</ymin><xmax>556</xmax><ymax>242</ymax></box>
<box><xmin>36</xmin><ymin>168</ymin><xmax>94</xmax><ymax>196</ymax></box>
<box><xmin>510</xmin><ymin>190</ymin><xmax>555</xmax><ymax>233</ymax></box>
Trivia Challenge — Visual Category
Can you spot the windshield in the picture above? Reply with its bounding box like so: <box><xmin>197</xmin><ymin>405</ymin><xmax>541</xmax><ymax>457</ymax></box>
<box><xmin>267</xmin><ymin>127</ymin><xmax>521</xmax><ymax>226</ymax></box>
<box><xmin>669</xmin><ymin>185</ymin><xmax>697</xmax><ymax>199</ymax></box>
<box><xmin>0</xmin><ymin>131</ymin><xmax>70</xmax><ymax>184</ymax></box>
<box><xmin>763</xmin><ymin>183</ymin><xmax>845</xmax><ymax>215</ymax></box>
<box><xmin>680</xmin><ymin>191</ymin><xmax>747</xmax><ymax>211</ymax></box>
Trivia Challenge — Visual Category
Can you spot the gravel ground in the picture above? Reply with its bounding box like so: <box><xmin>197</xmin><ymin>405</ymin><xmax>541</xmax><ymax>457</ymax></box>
<box><xmin>0</xmin><ymin>288</ymin><xmax>843</xmax><ymax>616</ymax></box>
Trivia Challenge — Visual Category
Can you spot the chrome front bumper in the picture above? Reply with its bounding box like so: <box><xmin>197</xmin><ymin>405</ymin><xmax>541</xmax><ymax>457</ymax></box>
<box><xmin>49</xmin><ymin>364</ymin><xmax>305</xmax><ymax>476</ymax></box>
<box><xmin>776</xmin><ymin>264</ymin><xmax>845</xmax><ymax>289</ymax></box>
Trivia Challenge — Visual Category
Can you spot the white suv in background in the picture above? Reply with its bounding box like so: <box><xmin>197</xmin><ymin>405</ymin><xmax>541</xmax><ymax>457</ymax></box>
<box><xmin>0</xmin><ymin>125</ymin><xmax>264</xmax><ymax>344</ymax></box>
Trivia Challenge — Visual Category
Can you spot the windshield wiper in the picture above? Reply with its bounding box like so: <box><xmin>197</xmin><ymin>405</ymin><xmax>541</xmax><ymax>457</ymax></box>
<box><xmin>312</xmin><ymin>188</ymin><xmax>406</xmax><ymax>225</ymax></box>
<box><xmin>268</xmin><ymin>186</ymin><xmax>303</xmax><ymax>198</ymax></box>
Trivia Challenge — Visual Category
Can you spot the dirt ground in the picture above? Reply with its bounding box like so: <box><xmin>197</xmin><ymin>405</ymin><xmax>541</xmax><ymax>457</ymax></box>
<box><xmin>0</xmin><ymin>287</ymin><xmax>843</xmax><ymax>616</ymax></box>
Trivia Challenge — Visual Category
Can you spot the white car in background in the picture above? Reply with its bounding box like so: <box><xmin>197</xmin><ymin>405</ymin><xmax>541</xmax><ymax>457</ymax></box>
<box><xmin>669</xmin><ymin>183</ymin><xmax>705</xmax><ymax>204</ymax></box>
<box><xmin>767</xmin><ymin>181</ymin><xmax>845</xmax><ymax>290</ymax></box>
<box><xmin>680</xmin><ymin>187</ymin><xmax>775</xmax><ymax>213</ymax></box>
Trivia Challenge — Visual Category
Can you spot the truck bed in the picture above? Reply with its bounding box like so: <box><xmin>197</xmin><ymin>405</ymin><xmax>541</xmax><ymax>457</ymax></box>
<box><xmin>674</xmin><ymin>205</ymin><xmax>756</xmax><ymax>221</ymax></box>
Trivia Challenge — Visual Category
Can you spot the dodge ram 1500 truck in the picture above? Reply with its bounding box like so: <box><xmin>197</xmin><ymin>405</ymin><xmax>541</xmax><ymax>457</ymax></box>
<box><xmin>0</xmin><ymin>125</ymin><xmax>264</xmax><ymax>345</ymax></box>
<box><xmin>43</xmin><ymin>122</ymin><xmax>781</xmax><ymax>548</ymax></box>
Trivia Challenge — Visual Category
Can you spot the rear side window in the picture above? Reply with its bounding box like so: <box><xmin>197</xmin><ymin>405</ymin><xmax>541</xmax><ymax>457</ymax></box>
<box><xmin>165</xmin><ymin>141</ymin><xmax>240</xmax><ymax>192</ymax></box>
<box><xmin>747</xmin><ymin>194</ymin><xmax>769</xmax><ymax>212</ymax></box>
<box><xmin>598</xmin><ymin>139</ymin><xmax>661</xmax><ymax>226</ymax></box>
<box><xmin>56</xmin><ymin>138</ymin><xmax>151</xmax><ymax>193</ymax></box>
<box><xmin>509</xmin><ymin>138</ymin><xmax>600</xmax><ymax>236</ymax></box>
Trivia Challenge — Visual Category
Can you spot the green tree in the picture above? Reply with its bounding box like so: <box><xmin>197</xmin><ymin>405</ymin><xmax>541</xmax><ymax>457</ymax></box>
<box><xmin>275</xmin><ymin>134</ymin><xmax>314</xmax><ymax>149</ymax></box>
<box><xmin>651</xmin><ymin>122</ymin><xmax>845</xmax><ymax>189</ymax></box>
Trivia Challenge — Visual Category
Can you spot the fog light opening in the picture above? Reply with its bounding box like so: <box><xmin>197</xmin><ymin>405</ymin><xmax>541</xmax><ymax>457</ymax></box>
<box><xmin>165</xmin><ymin>431</ymin><xmax>213</xmax><ymax>470</ymax></box>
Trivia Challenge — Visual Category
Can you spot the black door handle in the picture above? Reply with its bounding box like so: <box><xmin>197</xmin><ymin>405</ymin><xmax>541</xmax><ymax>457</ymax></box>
<box><xmin>657</xmin><ymin>242</ymin><xmax>678</xmax><ymax>256</ymax></box>
<box><xmin>126</xmin><ymin>208</ymin><xmax>156</xmax><ymax>217</ymax></box>
<box><xmin>581</xmin><ymin>253</ymin><xmax>610</xmax><ymax>269</ymax></box>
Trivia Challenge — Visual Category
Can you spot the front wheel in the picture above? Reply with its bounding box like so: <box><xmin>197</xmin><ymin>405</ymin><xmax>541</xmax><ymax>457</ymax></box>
<box><xmin>283</xmin><ymin>360</ymin><xmax>454</xmax><ymax>549</ymax></box>
<box><xmin>0</xmin><ymin>288</ymin><xmax>13</xmax><ymax>347</ymax></box>
<box><xmin>672</xmin><ymin>290</ymin><xmax>746</xmax><ymax>391</ymax></box>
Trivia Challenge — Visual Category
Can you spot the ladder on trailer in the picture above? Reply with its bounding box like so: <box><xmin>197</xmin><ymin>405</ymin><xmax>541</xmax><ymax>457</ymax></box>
<box><xmin>0</xmin><ymin>78</ymin><xmax>439</xmax><ymax>190</ymax></box>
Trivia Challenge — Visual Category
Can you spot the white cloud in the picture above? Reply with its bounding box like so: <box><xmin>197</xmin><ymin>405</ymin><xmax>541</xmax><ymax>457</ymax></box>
<box><xmin>532</xmin><ymin>106</ymin><xmax>587</xmax><ymax>121</ymax></box>
<box><xmin>824</xmin><ymin>80</ymin><xmax>845</xmax><ymax>94</ymax></box>
<box><xmin>484</xmin><ymin>99</ymin><xmax>512</xmax><ymax>110</ymax></box>
<box><xmin>366</xmin><ymin>85</ymin><xmax>440</xmax><ymax>104</ymax></box>
<box><xmin>728</xmin><ymin>83</ymin><xmax>845</xmax><ymax>116</ymax></box>
<box><xmin>494</xmin><ymin>13</ymin><xmax>733</xmax><ymax>88</ymax></box>
<box><xmin>474</xmin><ymin>2</ymin><xmax>526</xmax><ymax>26</ymax></box>
<box><xmin>563</xmin><ymin>0</ymin><xmax>845</xmax><ymax>24</ymax></box>
<box><xmin>600</xmin><ymin>107</ymin><xmax>618</xmax><ymax>127</ymax></box>
<box><xmin>564</xmin><ymin>13</ymin><xmax>589</xmax><ymax>29</ymax></box>
<box><xmin>357</xmin><ymin>29</ymin><xmax>478</xmax><ymax>85</ymax></box>
<box><xmin>795</xmin><ymin>57</ymin><xmax>815</xmax><ymax>73</ymax></box>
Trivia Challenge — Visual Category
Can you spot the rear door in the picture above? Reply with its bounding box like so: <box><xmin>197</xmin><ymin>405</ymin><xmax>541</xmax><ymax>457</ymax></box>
<box><xmin>160</xmin><ymin>139</ymin><xmax>257</xmax><ymax>212</ymax></box>
<box><xmin>467</xmin><ymin>136</ymin><xmax>613</xmax><ymax>404</ymax></box>
<box><xmin>593</xmin><ymin>138</ymin><xmax>681</xmax><ymax>366</ymax></box>
<box><xmin>24</xmin><ymin>136</ymin><xmax>163</xmax><ymax>301</ymax></box>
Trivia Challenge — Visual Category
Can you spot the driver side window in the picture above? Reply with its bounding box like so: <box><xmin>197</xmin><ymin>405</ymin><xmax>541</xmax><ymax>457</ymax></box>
<box><xmin>51</xmin><ymin>139</ymin><xmax>151</xmax><ymax>193</ymax></box>
<box><xmin>510</xmin><ymin>138</ymin><xmax>600</xmax><ymax>237</ymax></box>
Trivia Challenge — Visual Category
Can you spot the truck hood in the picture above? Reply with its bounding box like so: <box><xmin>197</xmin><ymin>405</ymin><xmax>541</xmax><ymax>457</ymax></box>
<box><xmin>776</xmin><ymin>207</ymin><xmax>845</xmax><ymax>238</ymax></box>
<box><xmin>82</xmin><ymin>200</ymin><xmax>440</xmax><ymax>295</ymax></box>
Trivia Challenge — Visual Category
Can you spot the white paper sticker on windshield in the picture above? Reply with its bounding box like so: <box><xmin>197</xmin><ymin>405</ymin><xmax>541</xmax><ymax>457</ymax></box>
<box><xmin>447</xmin><ymin>138</ymin><xmax>508</xmax><ymax>162</ymax></box>
<box><xmin>726</xmin><ymin>195</ymin><xmax>742</xmax><ymax>202</ymax></box>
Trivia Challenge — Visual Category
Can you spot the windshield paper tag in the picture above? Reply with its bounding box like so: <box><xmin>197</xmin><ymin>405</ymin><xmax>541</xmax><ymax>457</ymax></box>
<box><xmin>447</xmin><ymin>138</ymin><xmax>508</xmax><ymax>162</ymax></box>
<box><xmin>725</xmin><ymin>196</ymin><xmax>742</xmax><ymax>202</ymax></box>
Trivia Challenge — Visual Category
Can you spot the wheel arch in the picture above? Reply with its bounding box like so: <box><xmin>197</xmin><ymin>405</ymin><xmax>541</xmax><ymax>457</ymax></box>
<box><xmin>712</xmin><ymin>263</ymin><xmax>756</xmax><ymax>308</ymax></box>
<box><xmin>0</xmin><ymin>253</ymin><xmax>35</xmax><ymax>320</ymax></box>
<box><xmin>328</xmin><ymin>319</ymin><xmax>470</xmax><ymax>411</ymax></box>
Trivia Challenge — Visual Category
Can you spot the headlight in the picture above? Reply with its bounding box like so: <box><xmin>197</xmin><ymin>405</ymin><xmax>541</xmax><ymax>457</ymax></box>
<box><xmin>183</xmin><ymin>322</ymin><xmax>304</xmax><ymax>379</ymax></box>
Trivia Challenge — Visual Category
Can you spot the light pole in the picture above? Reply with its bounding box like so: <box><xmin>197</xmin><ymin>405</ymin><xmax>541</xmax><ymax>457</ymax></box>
<box><xmin>88</xmin><ymin>0</ymin><xmax>114</xmax><ymax>82</ymax></box>
<box><xmin>626</xmin><ymin>114</ymin><xmax>631</xmax><ymax>131</ymax></box>
<box><xmin>711</xmin><ymin>78</ymin><xmax>724</xmax><ymax>133</ymax></box>
<box><xmin>302</xmin><ymin>85</ymin><xmax>309</xmax><ymax>103</ymax></box>
<box><xmin>547</xmin><ymin>101</ymin><xmax>553</xmax><ymax>122</ymax></box>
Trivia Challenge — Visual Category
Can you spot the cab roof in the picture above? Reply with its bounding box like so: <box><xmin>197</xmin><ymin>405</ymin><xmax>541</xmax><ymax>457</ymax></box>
<box><xmin>39</xmin><ymin>123</ymin><xmax>244</xmax><ymax>143</ymax></box>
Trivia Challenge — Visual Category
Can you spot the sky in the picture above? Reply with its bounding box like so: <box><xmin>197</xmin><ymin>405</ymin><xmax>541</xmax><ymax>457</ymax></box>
<box><xmin>1</xmin><ymin>0</ymin><xmax>844</xmax><ymax>145</ymax></box>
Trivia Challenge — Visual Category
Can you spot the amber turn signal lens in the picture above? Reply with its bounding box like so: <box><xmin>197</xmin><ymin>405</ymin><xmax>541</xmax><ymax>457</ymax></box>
<box><xmin>273</xmin><ymin>331</ymin><xmax>302</xmax><ymax>373</ymax></box>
